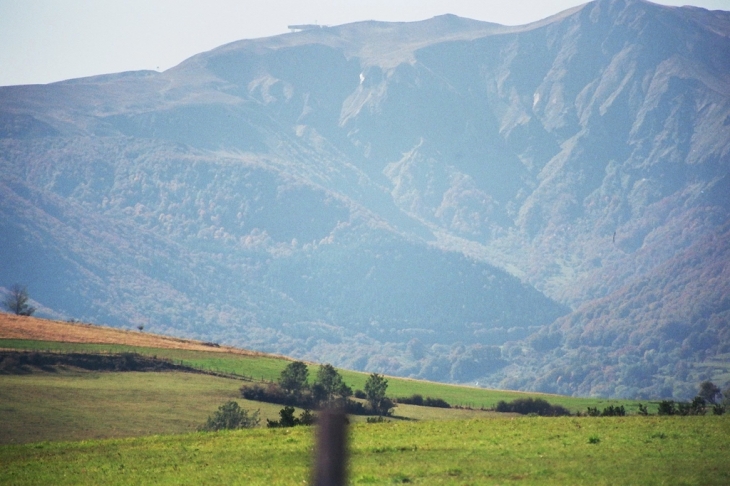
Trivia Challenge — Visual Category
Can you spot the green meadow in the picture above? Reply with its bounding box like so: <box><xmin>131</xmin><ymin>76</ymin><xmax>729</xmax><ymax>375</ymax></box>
<box><xmin>1</xmin><ymin>338</ymin><xmax>645</xmax><ymax>413</ymax></box>
<box><xmin>0</xmin><ymin>369</ymin><xmax>503</xmax><ymax>445</ymax></box>
<box><xmin>1</xmin><ymin>416</ymin><xmax>727</xmax><ymax>485</ymax></box>
<box><xmin>3</xmin><ymin>333</ymin><xmax>728</xmax><ymax>484</ymax></box>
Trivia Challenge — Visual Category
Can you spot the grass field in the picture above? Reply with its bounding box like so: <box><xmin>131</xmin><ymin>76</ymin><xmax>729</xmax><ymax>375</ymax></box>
<box><xmin>0</xmin><ymin>315</ymin><xmax>640</xmax><ymax>414</ymax></box>
<box><xmin>1</xmin><ymin>416</ymin><xmax>728</xmax><ymax>485</ymax></box>
<box><xmin>2</xmin><ymin>316</ymin><xmax>729</xmax><ymax>484</ymax></box>
<box><xmin>1</xmin><ymin>337</ymin><xmax>646</xmax><ymax>414</ymax></box>
<box><xmin>0</xmin><ymin>371</ymin><xmax>286</xmax><ymax>444</ymax></box>
<box><xmin>0</xmin><ymin>316</ymin><xmax>670</xmax><ymax>447</ymax></box>
<box><xmin>0</xmin><ymin>369</ymin><xmax>505</xmax><ymax>445</ymax></box>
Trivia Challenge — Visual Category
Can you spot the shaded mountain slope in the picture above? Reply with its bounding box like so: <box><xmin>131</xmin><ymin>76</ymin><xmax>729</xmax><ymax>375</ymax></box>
<box><xmin>1</xmin><ymin>0</ymin><xmax>729</xmax><ymax>397</ymax></box>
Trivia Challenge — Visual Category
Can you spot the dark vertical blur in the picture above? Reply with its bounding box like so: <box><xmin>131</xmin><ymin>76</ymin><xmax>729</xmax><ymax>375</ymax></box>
<box><xmin>313</xmin><ymin>409</ymin><xmax>348</xmax><ymax>486</ymax></box>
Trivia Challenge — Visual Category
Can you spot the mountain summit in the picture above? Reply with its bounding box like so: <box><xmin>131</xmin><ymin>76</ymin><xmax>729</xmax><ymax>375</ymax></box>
<box><xmin>1</xmin><ymin>0</ymin><xmax>729</xmax><ymax>399</ymax></box>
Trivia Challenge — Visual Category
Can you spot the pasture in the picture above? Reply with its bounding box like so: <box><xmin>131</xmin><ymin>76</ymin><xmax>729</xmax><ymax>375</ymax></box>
<box><xmin>1</xmin><ymin>416</ymin><xmax>727</xmax><ymax>485</ymax></box>
<box><xmin>3</xmin><ymin>315</ymin><xmax>724</xmax><ymax>485</ymax></box>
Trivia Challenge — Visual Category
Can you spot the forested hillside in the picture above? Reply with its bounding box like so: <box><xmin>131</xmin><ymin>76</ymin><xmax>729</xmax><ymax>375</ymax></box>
<box><xmin>1</xmin><ymin>0</ymin><xmax>729</xmax><ymax>398</ymax></box>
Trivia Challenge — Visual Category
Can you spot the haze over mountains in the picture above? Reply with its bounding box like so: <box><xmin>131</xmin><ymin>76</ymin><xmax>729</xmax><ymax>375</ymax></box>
<box><xmin>1</xmin><ymin>0</ymin><xmax>729</xmax><ymax>399</ymax></box>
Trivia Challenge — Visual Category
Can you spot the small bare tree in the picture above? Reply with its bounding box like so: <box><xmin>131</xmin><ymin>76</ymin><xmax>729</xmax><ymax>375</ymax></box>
<box><xmin>2</xmin><ymin>284</ymin><xmax>35</xmax><ymax>316</ymax></box>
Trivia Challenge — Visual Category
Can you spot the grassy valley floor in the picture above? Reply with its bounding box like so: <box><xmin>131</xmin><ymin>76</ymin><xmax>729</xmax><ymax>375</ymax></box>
<box><xmin>1</xmin><ymin>416</ymin><xmax>728</xmax><ymax>485</ymax></box>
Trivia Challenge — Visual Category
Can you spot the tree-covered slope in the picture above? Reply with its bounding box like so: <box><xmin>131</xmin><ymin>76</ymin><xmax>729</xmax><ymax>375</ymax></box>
<box><xmin>1</xmin><ymin>0</ymin><xmax>729</xmax><ymax>397</ymax></box>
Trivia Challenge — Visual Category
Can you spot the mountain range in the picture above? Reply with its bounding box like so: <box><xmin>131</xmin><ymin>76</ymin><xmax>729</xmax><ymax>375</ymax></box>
<box><xmin>1</xmin><ymin>0</ymin><xmax>729</xmax><ymax>399</ymax></box>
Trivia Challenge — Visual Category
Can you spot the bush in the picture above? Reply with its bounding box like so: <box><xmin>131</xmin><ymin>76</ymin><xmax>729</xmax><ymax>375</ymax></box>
<box><xmin>397</xmin><ymin>394</ymin><xmax>423</xmax><ymax>406</ymax></box>
<box><xmin>266</xmin><ymin>406</ymin><xmax>317</xmax><ymax>428</ymax></box>
<box><xmin>424</xmin><ymin>397</ymin><xmax>451</xmax><ymax>408</ymax></box>
<box><xmin>342</xmin><ymin>399</ymin><xmax>368</xmax><ymax>415</ymax></box>
<box><xmin>199</xmin><ymin>401</ymin><xmax>260</xmax><ymax>431</ymax></box>
<box><xmin>586</xmin><ymin>407</ymin><xmax>601</xmax><ymax>417</ymax></box>
<box><xmin>241</xmin><ymin>383</ymin><xmax>301</xmax><ymax>406</ymax></box>
<box><xmin>658</xmin><ymin>397</ymin><xmax>707</xmax><ymax>416</ymax></box>
<box><xmin>600</xmin><ymin>405</ymin><xmax>625</xmax><ymax>417</ymax></box>
<box><xmin>658</xmin><ymin>400</ymin><xmax>676</xmax><ymax>415</ymax></box>
<box><xmin>495</xmin><ymin>397</ymin><xmax>570</xmax><ymax>416</ymax></box>
<box><xmin>354</xmin><ymin>389</ymin><xmax>366</xmax><ymax>399</ymax></box>
<box><xmin>395</xmin><ymin>394</ymin><xmax>451</xmax><ymax>408</ymax></box>
<box><xmin>241</xmin><ymin>383</ymin><xmax>372</xmax><ymax>416</ymax></box>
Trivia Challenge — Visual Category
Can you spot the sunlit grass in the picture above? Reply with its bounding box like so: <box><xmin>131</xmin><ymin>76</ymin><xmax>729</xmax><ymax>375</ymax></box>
<box><xmin>1</xmin><ymin>416</ymin><xmax>728</xmax><ymax>485</ymax></box>
<box><xmin>0</xmin><ymin>371</ymin><xmax>284</xmax><ymax>444</ymax></box>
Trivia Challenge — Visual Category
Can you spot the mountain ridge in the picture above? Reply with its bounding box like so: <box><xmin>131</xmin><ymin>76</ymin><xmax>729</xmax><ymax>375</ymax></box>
<box><xmin>1</xmin><ymin>0</ymin><xmax>729</xmax><ymax>399</ymax></box>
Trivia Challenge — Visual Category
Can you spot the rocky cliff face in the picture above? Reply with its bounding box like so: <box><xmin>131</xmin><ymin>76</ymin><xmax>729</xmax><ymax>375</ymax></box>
<box><xmin>1</xmin><ymin>0</ymin><xmax>728</xmax><ymax>398</ymax></box>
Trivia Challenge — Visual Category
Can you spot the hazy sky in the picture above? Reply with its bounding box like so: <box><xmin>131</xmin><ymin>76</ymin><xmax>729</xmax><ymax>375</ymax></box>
<box><xmin>1</xmin><ymin>0</ymin><xmax>728</xmax><ymax>87</ymax></box>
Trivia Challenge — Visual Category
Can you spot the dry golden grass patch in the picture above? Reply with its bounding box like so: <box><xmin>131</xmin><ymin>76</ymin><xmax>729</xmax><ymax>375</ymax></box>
<box><xmin>0</xmin><ymin>314</ymin><xmax>260</xmax><ymax>356</ymax></box>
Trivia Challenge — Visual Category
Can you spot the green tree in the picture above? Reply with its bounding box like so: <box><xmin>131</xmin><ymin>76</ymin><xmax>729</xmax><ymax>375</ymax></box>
<box><xmin>2</xmin><ymin>284</ymin><xmax>35</xmax><ymax>316</ymax></box>
<box><xmin>279</xmin><ymin>361</ymin><xmax>309</xmax><ymax>396</ymax></box>
<box><xmin>364</xmin><ymin>373</ymin><xmax>392</xmax><ymax>415</ymax></box>
<box><xmin>698</xmin><ymin>381</ymin><xmax>722</xmax><ymax>404</ymax></box>
<box><xmin>199</xmin><ymin>401</ymin><xmax>260</xmax><ymax>431</ymax></box>
<box><xmin>315</xmin><ymin>364</ymin><xmax>352</xmax><ymax>404</ymax></box>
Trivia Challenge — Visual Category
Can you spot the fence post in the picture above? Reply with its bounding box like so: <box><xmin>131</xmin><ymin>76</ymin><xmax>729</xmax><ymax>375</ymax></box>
<box><xmin>313</xmin><ymin>408</ymin><xmax>348</xmax><ymax>486</ymax></box>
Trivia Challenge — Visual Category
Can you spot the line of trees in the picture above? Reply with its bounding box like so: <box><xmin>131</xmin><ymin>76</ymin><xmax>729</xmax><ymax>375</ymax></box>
<box><xmin>586</xmin><ymin>381</ymin><xmax>727</xmax><ymax>417</ymax></box>
<box><xmin>241</xmin><ymin>361</ymin><xmax>394</xmax><ymax>416</ymax></box>
<box><xmin>654</xmin><ymin>381</ymin><xmax>726</xmax><ymax>415</ymax></box>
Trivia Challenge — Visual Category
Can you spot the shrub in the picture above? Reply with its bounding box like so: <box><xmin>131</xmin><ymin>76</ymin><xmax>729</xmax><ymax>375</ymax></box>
<box><xmin>395</xmin><ymin>394</ymin><xmax>451</xmax><ymax>408</ymax></box>
<box><xmin>659</xmin><ymin>397</ymin><xmax>707</xmax><ymax>416</ymax></box>
<box><xmin>657</xmin><ymin>400</ymin><xmax>676</xmax><ymax>416</ymax></box>
<box><xmin>241</xmin><ymin>382</ymin><xmax>373</xmax><ymax>415</ymax></box>
<box><xmin>496</xmin><ymin>398</ymin><xmax>570</xmax><ymax>416</ymax></box>
<box><xmin>397</xmin><ymin>394</ymin><xmax>423</xmax><ymax>406</ymax></box>
<box><xmin>424</xmin><ymin>397</ymin><xmax>451</xmax><ymax>408</ymax></box>
<box><xmin>354</xmin><ymin>389</ymin><xmax>366</xmax><ymax>399</ymax></box>
<box><xmin>199</xmin><ymin>401</ymin><xmax>260</xmax><ymax>431</ymax></box>
<box><xmin>266</xmin><ymin>406</ymin><xmax>317</xmax><ymax>428</ymax></box>
<box><xmin>600</xmin><ymin>405</ymin><xmax>626</xmax><ymax>417</ymax></box>
<box><xmin>241</xmin><ymin>383</ymin><xmax>300</xmax><ymax>406</ymax></box>
<box><xmin>685</xmin><ymin>396</ymin><xmax>706</xmax><ymax>415</ymax></box>
<box><xmin>342</xmin><ymin>399</ymin><xmax>368</xmax><ymax>415</ymax></box>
